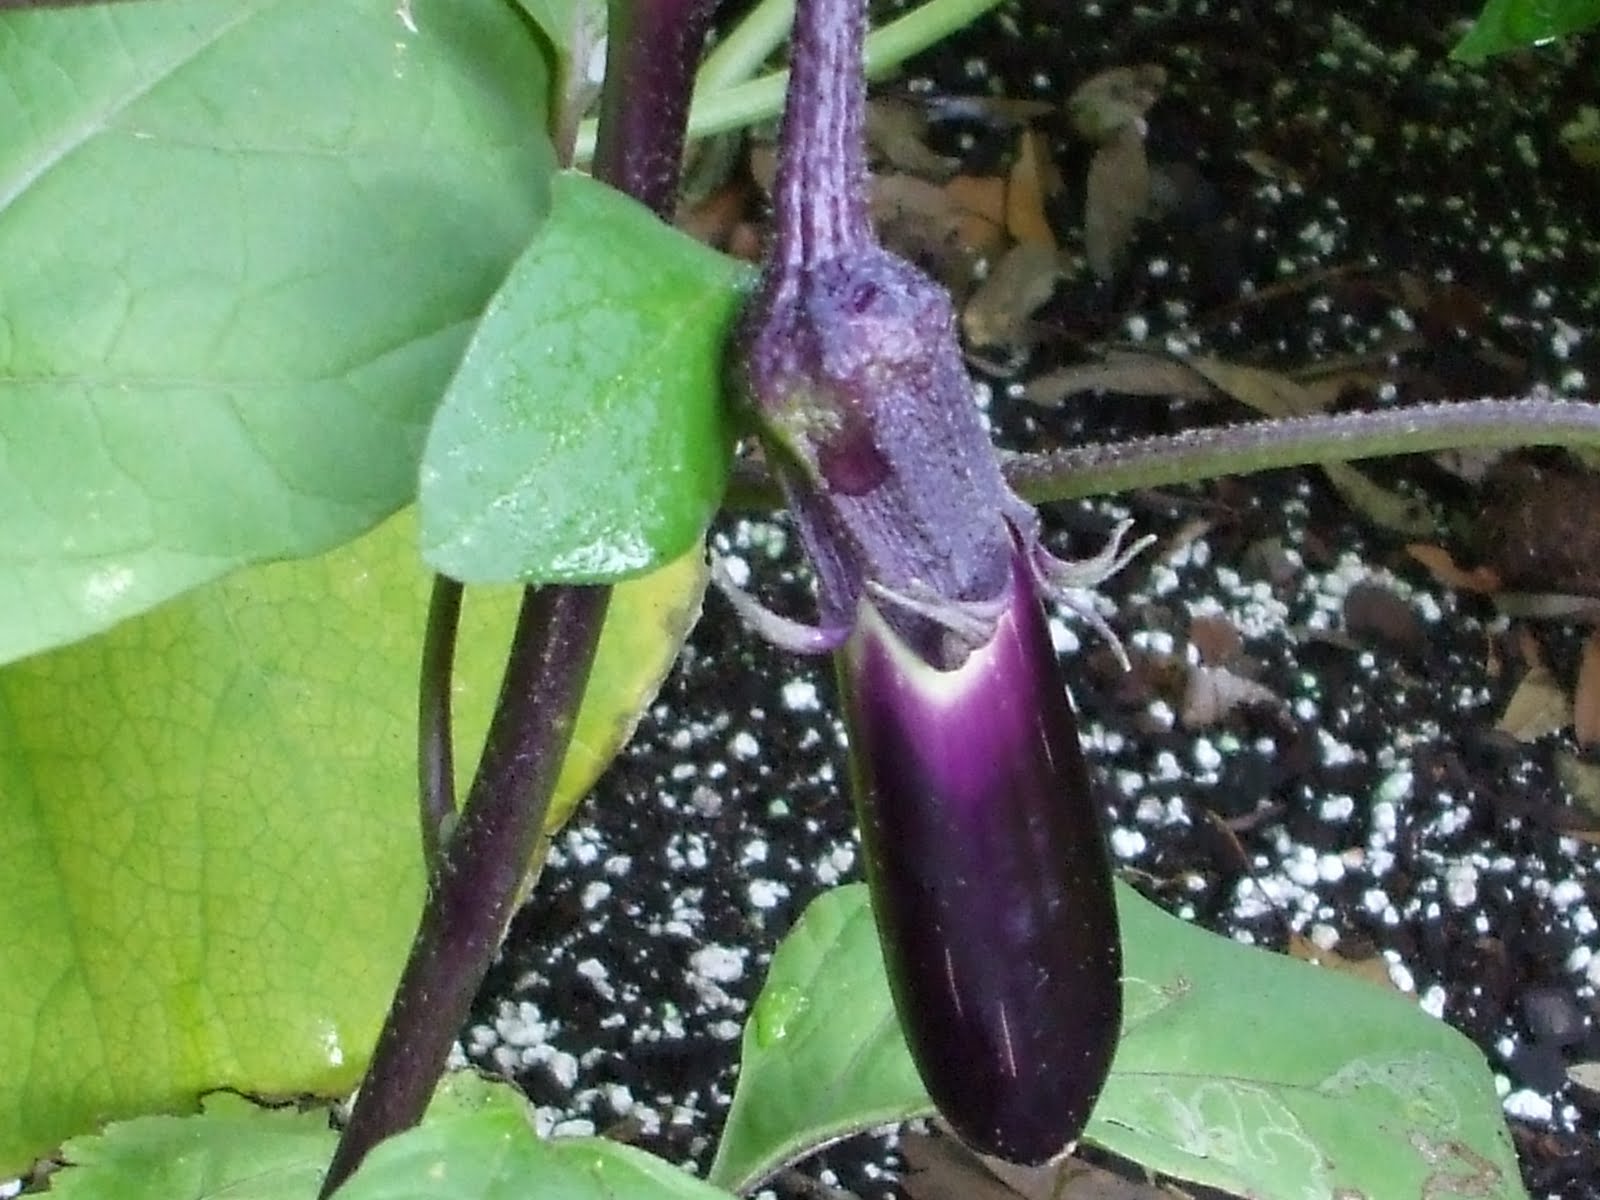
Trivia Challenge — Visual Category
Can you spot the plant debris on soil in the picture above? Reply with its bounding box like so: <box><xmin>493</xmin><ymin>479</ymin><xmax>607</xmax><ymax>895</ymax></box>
<box><xmin>463</xmin><ymin>1</ymin><xmax>1600</xmax><ymax>1197</ymax></box>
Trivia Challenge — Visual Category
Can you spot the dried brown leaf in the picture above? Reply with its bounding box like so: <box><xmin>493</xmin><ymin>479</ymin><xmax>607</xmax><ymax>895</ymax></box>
<box><xmin>1479</xmin><ymin>456</ymin><xmax>1600</xmax><ymax>599</ymax></box>
<box><xmin>674</xmin><ymin>180</ymin><xmax>751</xmax><ymax>251</ymax></box>
<box><xmin>1182</xmin><ymin>663</ymin><xmax>1282</xmax><ymax>728</ymax></box>
<box><xmin>1495</xmin><ymin>592</ymin><xmax>1600</xmax><ymax>621</ymax></box>
<box><xmin>962</xmin><ymin>242</ymin><xmax>1062</xmax><ymax>352</ymax></box>
<box><xmin>873</xmin><ymin>173</ymin><xmax>1000</xmax><ymax>293</ymax></box>
<box><xmin>1405</xmin><ymin>543</ymin><xmax>1504</xmax><ymax>594</ymax></box>
<box><xmin>746</xmin><ymin>140</ymin><xmax>778</xmax><ymax>194</ymax></box>
<box><xmin>1187</xmin><ymin>356</ymin><xmax>1328</xmax><ymax>417</ymax></box>
<box><xmin>1495</xmin><ymin>661</ymin><xmax>1572</xmax><ymax>743</ymax></box>
<box><xmin>1320</xmin><ymin>462</ymin><xmax>1436</xmax><ymax>539</ymax></box>
<box><xmin>940</xmin><ymin>173</ymin><xmax>1011</xmax><ymax>263</ymax></box>
<box><xmin>867</xmin><ymin>97</ymin><xmax>961</xmax><ymax>180</ymax></box>
<box><xmin>944</xmin><ymin>173</ymin><xmax>1008</xmax><ymax>227</ymax></box>
<box><xmin>1240</xmin><ymin>148</ymin><xmax>1302</xmax><ymax>184</ymax></box>
<box><xmin>984</xmin><ymin>1155</ymin><xmax>1169</xmax><ymax>1200</ymax></box>
<box><xmin>902</xmin><ymin>1133</ymin><xmax>1168</xmax><ymax>1200</ymax></box>
<box><xmin>1023</xmin><ymin>350</ymin><xmax>1212</xmax><ymax>408</ymax></box>
<box><xmin>1067</xmin><ymin>64</ymin><xmax>1168</xmax><ymax>144</ymax></box>
<box><xmin>1575</xmin><ymin>631</ymin><xmax>1600</xmax><ymax>749</ymax></box>
<box><xmin>1188</xmin><ymin>613</ymin><xmax>1244</xmax><ymax>666</ymax></box>
<box><xmin>1343</xmin><ymin>582</ymin><xmax>1424</xmax><ymax>656</ymax></box>
<box><xmin>923</xmin><ymin>94</ymin><xmax>1055</xmax><ymax>125</ymax></box>
<box><xmin>1569</xmin><ymin>1060</ymin><xmax>1600</xmax><ymax>1093</ymax></box>
<box><xmin>1084</xmin><ymin>125</ymin><xmax>1150</xmax><ymax>281</ymax></box>
<box><xmin>1006</xmin><ymin>128</ymin><xmax>1059</xmax><ymax>250</ymax></box>
<box><xmin>1292</xmin><ymin>368</ymin><xmax>1386</xmax><ymax>411</ymax></box>
<box><xmin>1288</xmin><ymin>932</ymin><xmax>1404</xmax><ymax>992</ymax></box>
<box><xmin>901</xmin><ymin>1134</ymin><xmax>1022</xmax><ymax>1200</ymax></box>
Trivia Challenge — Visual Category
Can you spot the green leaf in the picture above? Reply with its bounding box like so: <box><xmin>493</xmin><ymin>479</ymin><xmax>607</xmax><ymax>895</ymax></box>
<box><xmin>49</xmin><ymin>1093</ymin><xmax>335</xmax><ymax>1200</ymax></box>
<box><xmin>0</xmin><ymin>512</ymin><xmax>703</xmax><ymax>1175</ymax></box>
<box><xmin>1453</xmin><ymin>0</ymin><xmax>1600</xmax><ymax>61</ymax></box>
<box><xmin>340</xmin><ymin>1074</ymin><xmax>738</xmax><ymax>1200</ymax></box>
<box><xmin>44</xmin><ymin>1075</ymin><xmax>733</xmax><ymax>1200</ymax></box>
<box><xmin>419</xmin><ymin>171</ymin><xmax>753</xmax><ymax>585</ymax></box>
<box><xmin>709</xmin><ymin>881</ymin><xmax>928</xmax><ymax>1190</ymax></box>
<box><xmin>0</xmin><ymin>0</ymin><xmax>553</xmax><ymax>665</ymax></box>
<box><xmin>712</xmin><ymin>883</ymin><xmax>1527</xmax><ymax>1200</ymax></box>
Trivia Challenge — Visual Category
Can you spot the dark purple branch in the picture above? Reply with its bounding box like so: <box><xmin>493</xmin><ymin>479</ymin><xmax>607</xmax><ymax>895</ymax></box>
<box><xmin>417</xmin><ymin>577</ymin><xmax>463</xmax><ymax>870</ymax></box>
<box><xmin>320</xmin><ymin>0</ymin><xmax>717</xmax><ymax>1191</ymax></box>
<box><xmin>320</xmin><ymin>586</ymin><xmax>609</xmax><ymax>1197</ymax></box>
<box><xmin>591</xmin><ymin>0</ymin><xmax>718</xmax><ymax>217</ymax></box>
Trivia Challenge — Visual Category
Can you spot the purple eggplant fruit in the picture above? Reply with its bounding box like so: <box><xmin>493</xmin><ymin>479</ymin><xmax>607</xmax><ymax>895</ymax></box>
<box><xmin>836</xmin><ymin>532</ymin><xmax>1121</xmax><ymax>1161</ymax></box>
<box><xmin>715</xmin><ymin>0</ymin><xmax>1147</xmax><ymax>1164</ymax></box>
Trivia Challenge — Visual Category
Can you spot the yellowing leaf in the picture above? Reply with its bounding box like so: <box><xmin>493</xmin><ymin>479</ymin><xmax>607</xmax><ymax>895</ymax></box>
<box><xmin>0</xmin><ymin>511</ymin><xmax>701</xmax><ymax>1174</ymax></box>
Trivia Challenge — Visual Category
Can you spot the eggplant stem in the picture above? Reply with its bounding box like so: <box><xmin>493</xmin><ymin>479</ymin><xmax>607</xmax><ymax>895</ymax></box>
<box><xmin>319</xmin><ymin>587</ymin><xmax>610</xmax><ymax>1197</ymax></box>
<box><xmin>319</xmin><ymin>0</ymin><xmax>718</xmax><ymax>1191</ymax></box>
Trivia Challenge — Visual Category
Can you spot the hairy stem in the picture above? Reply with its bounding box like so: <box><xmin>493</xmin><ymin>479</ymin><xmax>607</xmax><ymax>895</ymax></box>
<box><xmin>1003</xmin><ymin>396</ymin><xmax>1600</xmax><ymax>501</ymax></box>
<box><xmin>320</xmin><ymin>587</ymin><xmax>609</xmax><ymax>1196</ymax></box>
<box><xmin>721</xmin><ymin>397</ymin><xmax>1600</xmax><ymax>509</ymax></box>
<box><xmin>320</xmin><ymin>0</ymin><xmax>716</xmax><ymax>1191</ymax></box>
<box><xmin>592</xmin><ymin>0</ymin><xmax>719</xmax><ymax>214</ymax></box>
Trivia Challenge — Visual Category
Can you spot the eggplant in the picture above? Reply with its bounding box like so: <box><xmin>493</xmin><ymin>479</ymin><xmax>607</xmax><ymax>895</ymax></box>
<box><xmin>837</xmin><ymin>536</ymin><xmax>1121</xmax><ymax>1162</ymax></box>
<box><xmin>713</xmin><ymin>0</ymin><xmax>1142</xmax><ymax>1162</ymax></box>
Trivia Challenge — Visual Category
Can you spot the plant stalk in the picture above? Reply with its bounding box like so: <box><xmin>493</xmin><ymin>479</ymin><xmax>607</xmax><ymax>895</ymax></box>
<box><xmin>770</xmin><ymin>0</ymin><xmax>871</xmax><ymax>266</ymax></box>
<box><xmin>721</xmin><ymin>397</ymin><xmax>1600</xmax><ymax>509</ymax></box>
<box><xmin>321</xmin><ymin>586</ymin><xmax>609</xmax><ymax>1196</ymax></box>
<box><xmin>1002</xmin><ymin>396</ymin><xmax>1600</xmax><ymax>501</ymax></box>
<box><xmin>696</xmin><ymin>0</ymin><xmax>793</xmax><ymax>94</ymax></box>
<box><xmin>320</xmin><ymin>0</ymin><xmax>717</xmax><ymax>1191</ymax></box>
<box><xmin>592</xmin><ymin>0</ymin><xmax>719</xmax><ymax>214</ymax></box>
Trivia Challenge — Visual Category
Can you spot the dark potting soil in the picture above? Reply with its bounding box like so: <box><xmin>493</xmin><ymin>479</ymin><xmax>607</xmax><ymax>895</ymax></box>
<box><xmin>464</xmin><ymin>2</ymin><xmax>1600</xmax><ymax>1197</ymax></box>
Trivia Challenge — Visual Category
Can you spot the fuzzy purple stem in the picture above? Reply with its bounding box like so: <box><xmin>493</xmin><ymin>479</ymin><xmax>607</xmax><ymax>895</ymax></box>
<box><xmin>772</xmin><ymin>0</ymin><xmax>872</xmax><ymax>267</ymax></box>
<box><xmin>319</xmin><ymin>0</ymin><xmax>715</xmax><ymax>1191</ymax></box>
<box><xmin>320</xmin><ymin>587</ymin><xmax>608</xmax><ymax>1196</ymax></box>
<box><xmin>592</xmin><ymin>0</ymin><xmax>718</xmax><ymax>217</ymax></box>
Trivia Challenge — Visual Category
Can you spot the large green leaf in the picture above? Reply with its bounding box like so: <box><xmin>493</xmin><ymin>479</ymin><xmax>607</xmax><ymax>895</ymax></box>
<box><xmin>0</xmin><ymin>511</ymin><xmax>703</xmax><ymax>1176</ymax></box>
<box><xmin>1453</xmin><ymin>0</ymin><xmax>1600</xmax><ymax>60</ymax></box>
<box><xmin>44</xmin><ymin>1074</ymin><xmax>734</xmax><ymax>1200</ymax></box>
<box><xmin>0</xmin><ymin>0</ymin><xmax>553</xmax><ymax>665</ymax></box>
<box><xmin>419</xmin><ymin>171</ymin><xmax>752</xmax><ymax>585</ymax></box>
<box><xmin>712</xmin><ymin>883</ymin><xmax>1527</xmax><ymax>1200</ymax></box>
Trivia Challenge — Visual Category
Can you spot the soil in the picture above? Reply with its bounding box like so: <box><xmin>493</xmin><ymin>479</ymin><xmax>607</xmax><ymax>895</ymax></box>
<box><xmin>465</xmin><ymin>2</ymin><xmax>1600</xmax><ymax>1197</ymax></box>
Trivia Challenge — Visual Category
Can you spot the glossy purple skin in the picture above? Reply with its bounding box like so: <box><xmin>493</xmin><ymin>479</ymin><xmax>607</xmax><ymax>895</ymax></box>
<box><xmin>837</xmin><ymin>543</ymin><xmax>1122</xmax><ymax>1164</ymax></box>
